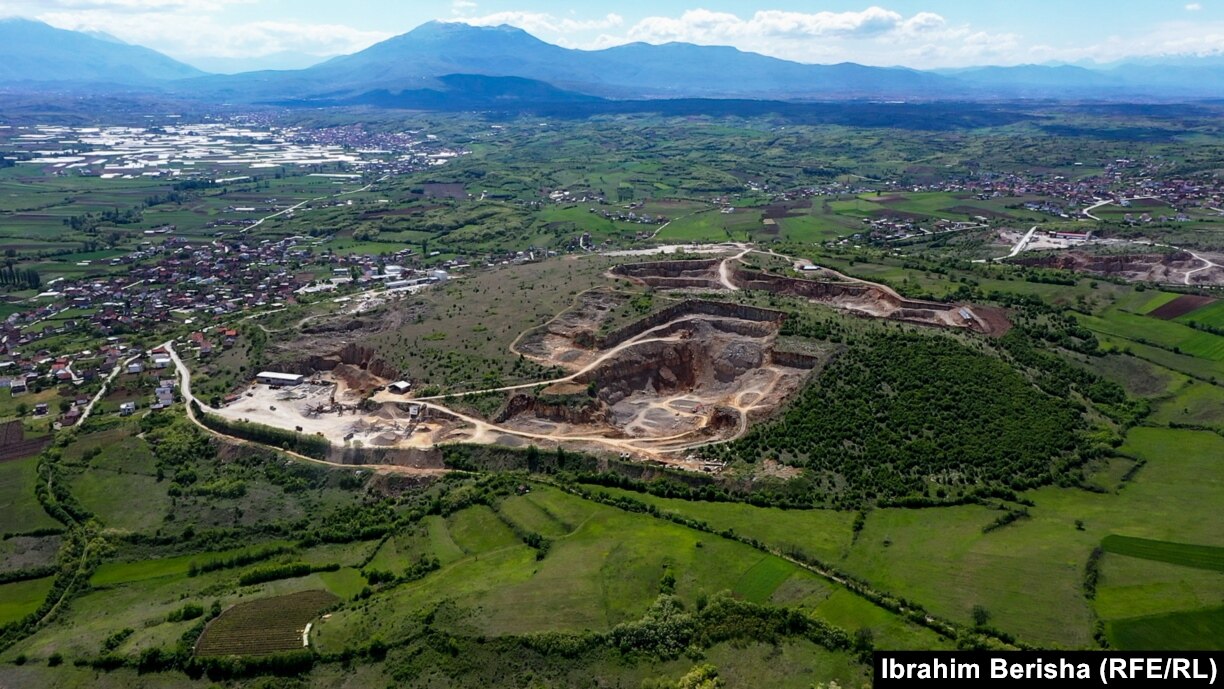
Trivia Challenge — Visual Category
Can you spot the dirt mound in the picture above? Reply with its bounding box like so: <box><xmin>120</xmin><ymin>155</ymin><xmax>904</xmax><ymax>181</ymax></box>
<box><xmin>1012</xmin><ymin>251</ymin><xmax>1224</xmax><ymax>285</ymax></box>
<box><xmin>540</xmin><ymin>381</ymin><xmax>588</xmax><ymax>396</ymax></box>
<box><xmin>613</xmin><ymin>259</ymin><xmax>724</xmax><ymax>289</ymax></box>
<box><xmin>726</xmin><ymin>265</ymin><xmax>1004</xmax><ymax>334</ymax></box>
<box><xmin>495</xmin><ymin>394</ymin><xmax>610</xmax><ymax>425</ymax></box>
<box><xmin>515</xmin><ymin>289</ymin><xmax>629</xmax><ymax>365</ymax></box>
<box><xmin>301</xmin><ymin>319</ymin><xmax>368</xmax><ymax>335</ymax></box>
<box><xmin>333</xmin><ymin>363</ymin><xmax>386</xmax><ymax>395</ymax></box>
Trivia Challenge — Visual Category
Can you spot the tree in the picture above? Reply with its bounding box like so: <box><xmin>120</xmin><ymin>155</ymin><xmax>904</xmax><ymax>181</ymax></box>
<box><xmin>972</xmin><ymin>605</ymin><xmax>991</xmax><ymax>628</ymax></box>
<box><xmin>678</xmin><ymin>665</ymin><xmax>724</xmax><ymax>689</ymax></box>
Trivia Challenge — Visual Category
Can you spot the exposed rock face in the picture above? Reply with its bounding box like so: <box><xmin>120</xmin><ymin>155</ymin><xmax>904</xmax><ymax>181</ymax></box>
<box><xmin>705</xmin><ymin>406</ymin><xmax>740</xmax><ymax>433</ymax></box>
<box><xmin>579</xmin><ymin>339</ymin><xmax>705</xmax><ymax>405</ymax></box>
<box><xmin>298</xmin><ymin>343</ymin><xmax>399</xmax><ymax>380</ymax></box>
<box><xmin>576</xmin><ymin>331</ymin><xmax>771</xmax><ymax>406</ymax></box>
<box><xmin>730</xmin><ymin>265</ymin><xmax>955</xmax><ymax>313</ymax></box>
<box><xmin>325</xmin><ymin>445</ymin><xmax>443</xmax><ymax>469</ymax></box>
<box><xmin>714</xmin><ymin>342</ymin><xmax>764</xmax><ymax>383</ymax></box>
<box><xmin>769</xmin><ymin>350</ymin><xmax>821</xmax><ymax>370</ymax></box>
<box><xmin>598</xmin><ymin>300</ymin><xmax>785</xmax><ymax>348</ymax></box>
<box><xmin>1015</xmin><ymin>252</ymin><xmax>1199</xmax><ymax>274</ymax></box>
<box><xmin>495</xmin><ymin>394</ymin><xmax>610</xmax><ymax>425</ymax></box>
<box><xmin>613</xmin><ymin>259</ymin><xmax>723</xmax><ymax>289</ymax></box>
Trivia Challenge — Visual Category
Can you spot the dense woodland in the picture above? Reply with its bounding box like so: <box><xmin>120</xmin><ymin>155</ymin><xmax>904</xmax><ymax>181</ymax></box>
<box><xmin>706</xmin><ymin>331</ymin><xmax>1100</xmax><ymax>503</ymax></box>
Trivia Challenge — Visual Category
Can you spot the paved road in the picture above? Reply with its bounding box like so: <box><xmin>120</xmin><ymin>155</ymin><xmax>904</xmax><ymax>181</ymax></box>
<box><xmin>165</xmin><ymin>341</ymin><xmax>445</xmax><ymax>475</ymax></box>
<box><xmin>997</xmin><ymin>225</ymin><xmax>1038</xmax><ymax>261</ymax></box>
<box><xmin>75</xmin><ymin>352</ymin><xmax>141</xmax><ymax>427</ymax></box>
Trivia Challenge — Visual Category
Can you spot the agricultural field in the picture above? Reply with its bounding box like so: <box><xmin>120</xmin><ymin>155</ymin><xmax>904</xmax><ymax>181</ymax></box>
<box><xmin>1175</xmin><ymin>298</ymin><xmax>1224</xmax><ymax>327</ymax></box>
<box><xmin>0</xmin><ymin>456</ymin><xmax>58</xmax><ymax>534</ymax></box>
<box><xmin>1076</xmin><ymin>309</ymin><xmax>1224</xmax><ymax>362</ymax></box>
<box><xmin>0</xmin><ymin>577</ymin><xmax>55</xmax><ymax>625</ymax></box>
<box><xmin>1100</xmin><ymin>535</ymin><xmax>1224</xmax><ymax>572</ymax></box>
<box><xmin>196</xmin><ymin>590</ymin><xmax>338</xmax><ymax>657</ymax></box>
<box><xmin>3</xmin><ymin>106</ymin><xmax>1224</xmax><ymax>688</ymax></box>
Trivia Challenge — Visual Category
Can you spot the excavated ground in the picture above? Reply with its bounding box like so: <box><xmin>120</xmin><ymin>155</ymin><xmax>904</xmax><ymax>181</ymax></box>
<box><xmin>499</xmin><ymin>315</ymin><xmax>814</xmax><ymax>454</ymax></box>
<box><xmin>1013</xmin><ymin>251</ymin><xmax>1224</xmax><ymax>285</ymax></box>
<box><xmin>232</xmin><ymin>252</ymin><xmax>1003</xmax><ymax>468</ymax></box>
<box><xmin>613</xmin><ymin>258</ymin><xmax>1009</xmax><ymax>335</ymax></box>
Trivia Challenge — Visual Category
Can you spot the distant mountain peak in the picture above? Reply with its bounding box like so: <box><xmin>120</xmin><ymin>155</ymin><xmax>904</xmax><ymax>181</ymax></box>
<box><xmin>0</xmin><ymin>17</ymin><xmax>206</xmax><ymax>85</ymax></box>
<box><xmin>411</xmin><ymin>20</ymin><xmax>533</xmax><ymax>38</ymax></box>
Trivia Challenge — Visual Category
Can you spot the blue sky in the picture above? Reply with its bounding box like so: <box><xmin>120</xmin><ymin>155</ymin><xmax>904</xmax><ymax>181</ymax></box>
<box><xmin>1</xmin><ymin>1</ymin><xmax>1221</xmax><ymax>72</ymax></box>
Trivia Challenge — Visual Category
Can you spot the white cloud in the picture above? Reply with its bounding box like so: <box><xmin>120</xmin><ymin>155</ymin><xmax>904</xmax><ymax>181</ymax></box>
<box><xmin>1</xmin><ymin>0</ymin><xmax>251</xmax><ymax>12</ymax></box>
<box><xmin>578</xmin><ymin>7</ymin><xmax>1019</xmax><ymax>68</ymax></box>
<box><xmin>451</xmin><ymin>0</ymin><xmax>476</xmax><ymax>14</ymax></box>
<box><xmin>36</xmin><ymin>9</ymin><xmax>390</xmax><ymax>59</ymax></box>
<box><xmin>1186</xmin><ymin>3</ymin><xmax>1203</xmax><ymax>11</ymax></box>
<box><xmin>624</xmin><ymin>7</ymin><xmax>919</xmax><ymax>44</ymax></box>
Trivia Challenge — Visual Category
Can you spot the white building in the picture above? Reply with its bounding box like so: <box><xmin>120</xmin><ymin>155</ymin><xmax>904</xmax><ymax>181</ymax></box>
<box><xmin>256</xmin><ymin>371</ymin><xmax>305</xmax><ymax>387</ymax></box>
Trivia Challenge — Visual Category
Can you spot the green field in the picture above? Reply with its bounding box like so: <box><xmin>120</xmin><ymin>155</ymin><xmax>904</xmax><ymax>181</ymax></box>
<box><xmin>69</xmin><ymin>471</ymin><xmax>171</xmax><ymax>532</ymax></box>
<box><xmin>1096</xmin><ymin>335</ymin><xmax>1224</xmax><ymax>382</ymax></box>
<box><xmin>1149</xmin><ymin>380</ymin><xmax>1224</xmax><ymax>428</ymax></box>
<box><xmin>1130</xmin><ymin>290</ymin><xmax>1184</xmax><ymax>315</ymax></box>
<box><xmin>92</xmin><ymin>543</ymin><xmax>292</xmax><ymax>587</ymax></box>
<box><xmin>1078</xmin><ymin>310</ymin><xmax>1224</xmax><ymax>361</ymax></box>
<box><xmin>0</xmin><ymin>457</ymin><xmax>58</xmax><ymax>534</ymax></box>
<box><xmin>1101</xmin><ymin>535</ymin><xmax>1224</xmax><ymax>572</ymax></box>
<box><xmin>590</xmin><ymin>488</ymin><xmax>855</xmax><ymax>564</ymax></box>
<box><xmin>0</xmin><ymin>577</ymin><xmax>53</xmax><ymax>625</ymax></box>
<box><xmin>732</xmin><ymin>555</ymin><xmax>798</xmax><ymax>603</ymax></box>
<box><xmin>1107</xmin><ymin>607</ymin><xmax>1224</xmax><ymax>650</ymax></box>
<box><xmin>1096</xmin><ymin>555</ymin><xmax>1224</xmax><ymax>621</ymax></box>
<box><xmin>313</xmin><ymin>486</ymin><xmax>932</xmax><ymax>649</ymax></box>
<box><xmin>1176</xmin><ymin>299</ymin><xmax>1224</xmax><ymax>327</ymax></box>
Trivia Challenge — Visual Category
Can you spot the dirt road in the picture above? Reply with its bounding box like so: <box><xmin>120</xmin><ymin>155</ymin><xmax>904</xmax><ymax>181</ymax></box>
<box><xmin>165</xmin><ymin>342</ymin><xmax>447</xmax><ymax>476</ymax></box>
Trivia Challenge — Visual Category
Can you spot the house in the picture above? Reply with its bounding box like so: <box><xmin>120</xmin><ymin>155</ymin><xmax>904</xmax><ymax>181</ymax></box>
<box><xmin>127</xmin><ymin>362</ymin><xmax>144</xmax><ymax>374</ymax></box>
<box><xmin>60</xmin><ymin>406</ymin><xmax>81</xmax><ymax>426</ymax></box>
<box><xmin>256</xmin><ymin>371</ymin><xmax>304</xmax><ymax>387</ymax></box>
<box><xmin>119</xmin><ymin>402</ymin><xmax>137</xmax><ymax>416</ymax></box>
<box><xmin>9</xmin><ymin>378</ymin><xmax>27</xmax><ymax>395</ymax></box>
<box><xmin>33</xmin><ymin>403</ymin><xmax>48</xmax><ymax>416</ymax></box>
<box><xmin>388</xmin><ymin>381</ymin><xmax>412</xmax><ymax>395</ymax></box>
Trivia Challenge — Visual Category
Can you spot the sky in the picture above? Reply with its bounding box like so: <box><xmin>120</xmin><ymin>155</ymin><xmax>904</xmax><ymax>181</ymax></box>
<box><xmin>1</xmin><ymin>0</ymin><xmax>1223</xmax><ymax>73</ymax></box>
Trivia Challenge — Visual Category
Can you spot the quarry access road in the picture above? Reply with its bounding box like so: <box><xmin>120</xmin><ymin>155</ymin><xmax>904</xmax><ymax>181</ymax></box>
<box><xmin>165</xmin><ymin>341</ymin><xmax>449</xmax><ymax>476</ymax></box>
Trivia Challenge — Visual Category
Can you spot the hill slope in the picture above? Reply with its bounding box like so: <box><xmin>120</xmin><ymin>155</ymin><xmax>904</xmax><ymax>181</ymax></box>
<box><xmin>0</xmin><ymin>18</ymin><xmax>206</xmax><ymax>86</ymax></box>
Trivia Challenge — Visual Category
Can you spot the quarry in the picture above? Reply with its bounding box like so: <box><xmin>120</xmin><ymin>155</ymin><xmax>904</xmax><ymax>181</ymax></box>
<box><xmin>204</xmin><ymin>251</ymin><xmax>1009</xmax><ymax>468</ymax></box>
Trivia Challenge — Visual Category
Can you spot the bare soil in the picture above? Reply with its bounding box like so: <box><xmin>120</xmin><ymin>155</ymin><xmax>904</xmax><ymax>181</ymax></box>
<box><xmin>1149</xmin><ymin>295</ymin><xmax>1218</xmax><ymax>320</ymax></box>
<box><xmin>1014</xmin><ymin>251</ymin><xmax>1224</xmax><ymax>286</ymax></box>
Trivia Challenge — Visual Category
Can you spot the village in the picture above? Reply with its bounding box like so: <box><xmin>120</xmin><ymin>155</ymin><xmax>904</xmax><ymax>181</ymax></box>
<box><xmin>0</xmin><ymin>119</ymin><xmax>463</xmax><ymax>181</ymax></box>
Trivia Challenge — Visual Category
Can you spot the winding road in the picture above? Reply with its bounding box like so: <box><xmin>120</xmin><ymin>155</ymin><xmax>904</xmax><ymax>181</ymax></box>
<box><xmin>164</xmin><ymin>341</ymin><xmax>447</xmax><ymax>475</ymax></box>
<box><xmin>996</xmin><ymin>225</ymin><xmax>1038</xmax><ymax>261</ymax></box>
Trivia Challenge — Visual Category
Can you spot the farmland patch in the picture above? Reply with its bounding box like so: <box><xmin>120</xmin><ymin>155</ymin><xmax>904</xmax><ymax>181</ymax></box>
<box><xmin>195</xmin><ymin>589</ymin><xmax>338</xmax><ymax>657</ymax></box>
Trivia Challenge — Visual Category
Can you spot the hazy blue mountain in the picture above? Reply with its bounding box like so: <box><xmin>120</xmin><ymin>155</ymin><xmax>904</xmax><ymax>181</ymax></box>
<box><xmin>187</xmin><ymin>21</ymin><xmax>959</xmax><ymax>101</ymax></box>
<box><xmin>186</xmin><ymin>52</ymin><xmax>329</xmax><ymax>75</ymax></box>
<box><xmin>9</xmin><ymin>18</ymin><xmax>1224</xmax><ymax>104</ymax></box>
<box><xmin>276</xmin><ymin>74</ymin><xmax>605</xmax><ymax>110</ymax></box>
<box><xmin>0</xmin><ymin>18</ymin><xmax>206</xmax><ymax>85</ymax></box>
<box><xmin>942</xmin><ymin>64</ymin><xmax>1123</xmax><ymax>96</ymax></box>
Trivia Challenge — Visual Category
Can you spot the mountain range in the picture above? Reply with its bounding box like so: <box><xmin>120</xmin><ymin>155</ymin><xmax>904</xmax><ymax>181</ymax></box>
<box><xmin>2</xmin><ymin>17</ymin><xmax>1223</xmax><ymax>105</ymax></box>
<box><xmin>0</xmin><ymin>18</ymin><xmax>204</xmax><ymax>87</ymax></box>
